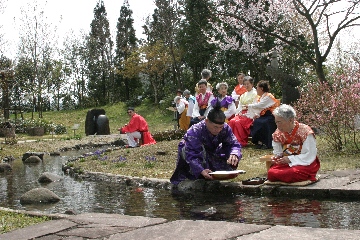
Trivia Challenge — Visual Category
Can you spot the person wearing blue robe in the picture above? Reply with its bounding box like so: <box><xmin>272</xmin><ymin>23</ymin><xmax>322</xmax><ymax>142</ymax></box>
<box><xmin>170</xmin><ymin>104</ymin><xmax>242</xmax><ymax>185</ymax></box>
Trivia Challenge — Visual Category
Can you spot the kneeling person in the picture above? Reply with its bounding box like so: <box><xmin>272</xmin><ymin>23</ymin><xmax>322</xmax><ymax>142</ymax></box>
<box><xmin>170</xmin><ymin>103</ymin><xmax>242</xmax><ymax>185</ymax></box>
<box><xmin>268</xmin><ymin>104</ymin><xmax>320</xmax><ymax>183</ymax></box>
<box><xmin>118</xmin><ymin>107</ymin><xmax>156</xmax><ymax>147</ymax></box>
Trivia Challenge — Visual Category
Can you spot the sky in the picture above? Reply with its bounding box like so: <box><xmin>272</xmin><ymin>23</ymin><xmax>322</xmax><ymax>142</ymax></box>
<box><xmin>0</xmin><ymin>0</ymin><xmax>156</xmax><ymax>57</ymax></box>
<box><xmin>1</xmin><ymin>0</ymin><xmax>359</xmax><ymax>61</ymax></box>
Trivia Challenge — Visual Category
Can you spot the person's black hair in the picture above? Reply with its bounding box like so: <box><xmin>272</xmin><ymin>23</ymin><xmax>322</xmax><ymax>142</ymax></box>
<box><xmin>257</xmin><ymin>80</ymin><xmax>270</xmax><ymax>92</ymax></box>
<box><xmin>127</xmin><ymin>107</ymin><xmax>135</xmax><ymax>111</ymax></box>
<box><xmin>207</xmin><ymin>101</ymin><xmax>226</xmax><ymax>124</ymax></box>
<box><xmin>197</xmin><ymin>79</ymin><xmax>208</xmax><ymax>87</ymax></box>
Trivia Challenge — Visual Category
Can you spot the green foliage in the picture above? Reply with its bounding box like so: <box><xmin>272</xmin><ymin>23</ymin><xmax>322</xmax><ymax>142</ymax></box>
<box><xmin>87</xmin><ymin>1</ymin><xmax>113</xmax><ymax>105</ymax></box>
<box><xmin>5</xmin><ymin>119</ymin><xmax>67</xmax><ymax>134</ymax></box>
<box><xmin>152</xmin><ymin>129</ymin><xmax>186</xmax><ymax>141</ymax></box>
<box><xmin>0</xmin><ymin>210</ymin><xmax>50</xmax><ymax>234</ymax></box>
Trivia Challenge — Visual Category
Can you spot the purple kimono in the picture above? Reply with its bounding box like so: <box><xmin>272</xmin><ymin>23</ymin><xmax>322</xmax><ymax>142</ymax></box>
<box><xmin>170</xmin><ymin>120</ymin><xmax>242</xmax><ymax>185</ymax></box>
<box><xmin>210</xmin><ymin>95</ymin><xmax>234</xmax><ymax>109</ymax></box>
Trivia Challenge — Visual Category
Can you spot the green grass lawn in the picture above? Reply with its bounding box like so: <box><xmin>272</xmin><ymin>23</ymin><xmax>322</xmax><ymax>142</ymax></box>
<box><xmin>0</xmin><ymin>210</ymin><xmax>50</xmax><ymax>234</ymax></box>
<box><xmin>36</xmin><ymin>100</ymin><xmax>176</xmax><ymax>136</ymax></box>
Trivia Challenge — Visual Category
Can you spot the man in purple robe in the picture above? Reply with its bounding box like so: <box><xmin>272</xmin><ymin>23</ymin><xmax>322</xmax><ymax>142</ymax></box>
<box><xmin>170</xmin><ymin>103</ymin><xmax>242</xmax><ymax>185</ymax></box>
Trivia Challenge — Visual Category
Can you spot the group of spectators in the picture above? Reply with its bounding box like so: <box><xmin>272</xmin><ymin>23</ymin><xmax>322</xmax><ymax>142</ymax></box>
<box><xmin>173</xmin><ymin>70</ymin><xmax>280</xmax><ymax>150</ymax></box>
<box><xmin>117</xmin><ymin>68</ymin><xmax>320</xmax><ymax>186</ymax></box>
<box><xmin>170</xmin><ymin>69</ymin><xmax>320</xmax><ymax>186</ymax></box>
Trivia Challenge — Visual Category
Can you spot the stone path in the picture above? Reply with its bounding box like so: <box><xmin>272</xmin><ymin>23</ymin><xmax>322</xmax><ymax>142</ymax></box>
<box><xmin>1</xmin><ymin>169</ymin><xmax>360</xmax><ymax>239</ymax></box>
<box><xmin>1</xmin><ymin>212</ymin><xmax>360</xmax><ymax>240</ymax></box>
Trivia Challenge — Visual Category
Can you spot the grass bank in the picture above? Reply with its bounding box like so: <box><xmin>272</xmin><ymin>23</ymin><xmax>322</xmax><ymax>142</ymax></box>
<box><xmin>3</xmin><ymin>100</ymin><xmax>360</xmax><ymax>180</ymax></box>
<box><xmin>0</xmin><ymin>210</ymin><xmax>50</xmax><ymax>234</ymax></box>
<box><xmin>1</xmin><ymin>101</ymin><xmax>359</xmax><ymax>233</ymax></box>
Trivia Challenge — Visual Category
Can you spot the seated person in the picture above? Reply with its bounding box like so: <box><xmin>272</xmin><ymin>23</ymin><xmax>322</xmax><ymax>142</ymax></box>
<box><xmin>268</xmin><ymin>104</ymin><xmax>320</xmax><ymax>183</ymax></box>
<box><xmin>183</xmin><ymin>89</ymin><xmax>195</xmax><ymax>122</ymax></box>
<box><xmin>195</xmin><ymin>69</ymin><xmax>213</xmax><ymax>95</ymax></box>
<box><xmin>228</xmin><ymin>76</ymin><xmax>258</xmax><ymax>146</ymax></box>
<box><xmin>174</xmin><ymin>96</ymin><xmax>190</xmax><ymax>131</ymax></box>
<box><xmin>118</xmin><ymin>107</ymin><xmax>156</xmax><ymax>147</ymax></box>
<box><xmin>231</xmin><ymin>72</ymin><xmax>247</xmax><ymax>108</ymax></box>
<box><xmin>190</xmin><ymin>79</ymin><xmax>214</xmax><ymax>127</ymax></box>
<box><xmin>170</xmin><ymin>103</ymin><xmax>242</xmax><ymax>185</ymax></box>
<box><xmin>207</xmin><ymin>82</ymin><xmax>236</xmax><ymax>122</ymax></box>
<box><xmin>248</xmin><ymin>80</ymin><xmax>280</xmax><ymax>149</ymax></box>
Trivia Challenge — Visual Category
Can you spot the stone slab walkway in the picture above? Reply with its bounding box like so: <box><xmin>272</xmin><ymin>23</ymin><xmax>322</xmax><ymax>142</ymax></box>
<box><xmin>1</xmin><ymin>212</ymin><xmax>360</xmax><ymax>240</ymax></box>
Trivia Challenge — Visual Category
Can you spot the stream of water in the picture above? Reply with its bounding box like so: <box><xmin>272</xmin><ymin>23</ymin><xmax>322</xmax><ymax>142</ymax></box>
<box><xmin>1</xmin><ymin>149</ymin><xmax>360</xmax><ymax>230</ymax></box>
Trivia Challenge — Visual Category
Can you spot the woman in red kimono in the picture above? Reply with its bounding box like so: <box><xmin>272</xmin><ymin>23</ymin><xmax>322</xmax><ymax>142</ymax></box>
<box><xmin>228</xmin><ymin>76</ymin><xmax>258</xmax><ymax>146</ymax></box>
<box><xmin>268</xmin><ymin>104</ymin><xmax>320</xmax><ymax>183</ymax></box>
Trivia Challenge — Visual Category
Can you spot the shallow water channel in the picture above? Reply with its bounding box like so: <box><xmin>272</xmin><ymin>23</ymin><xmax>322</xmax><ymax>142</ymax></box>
<box><xmin>1</xmin><ymin>148</ymin><xmax>360</xmax><ymax>230</ymax></box>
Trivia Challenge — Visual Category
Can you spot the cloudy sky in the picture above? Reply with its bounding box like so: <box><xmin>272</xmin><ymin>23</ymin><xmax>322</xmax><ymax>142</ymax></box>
<box><xmin>0</xmin><ymin>0</ymin><xmax>156</xmax><ymax>57</ymax></box>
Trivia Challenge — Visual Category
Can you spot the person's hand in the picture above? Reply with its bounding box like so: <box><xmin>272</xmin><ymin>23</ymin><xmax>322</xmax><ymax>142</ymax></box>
<box><xmin>201</xmin><ymin>169</ymin><xmax>214</xmax><ymax>180</ymax></box>
<box><xmin>227</xmin><ymin>154</ymin><xmax>239</xmax><ymax>167</ymax></box>
<box><xmin>198</xmin><ymin>116</ymin><xmax>205</xmax><ymax>120</ymax></box>
<box><xmin>272</xmin><ymin>156</ymin><xmax>290</xmax><ymax>165</ymax></box>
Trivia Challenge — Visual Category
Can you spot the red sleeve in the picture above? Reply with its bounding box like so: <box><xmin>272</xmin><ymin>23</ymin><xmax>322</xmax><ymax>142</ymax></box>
<box><xmin>121</xmin><ymin>114</ymin><xmax>149</xmax><ymax>133</ymax></box>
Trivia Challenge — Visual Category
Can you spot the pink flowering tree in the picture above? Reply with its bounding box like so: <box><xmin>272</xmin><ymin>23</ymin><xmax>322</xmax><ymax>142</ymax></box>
<box><xmin>295</xmin><ymin>69</ymin><xmax>360</xmax><ymax>151</ymax></box>
<box><xmin>209</xmin><ymin>0</ymin><xmax>360</xmax><ymax>83</ymax></box>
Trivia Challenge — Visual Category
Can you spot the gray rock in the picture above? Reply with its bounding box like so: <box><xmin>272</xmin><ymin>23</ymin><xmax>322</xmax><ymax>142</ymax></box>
<box><xmin>177</xmin><ymin>179</ymin><xmax>206</xmax><ymax>192</ymax></box>
<box><xmin>22</xmin><ymin>152</ymin><xmax>45</xmax><ymax>161</ymax></box>
<box><xmin>24</xmin><ymin>156</ymin><xmax>42</xmax><ymax>163</ymax></box>
<box><xmin>38</xmin><ymin>172</ymin><xmax>63</xmax><ymax>183</ymax></box>
<box><xmin>20</xmin><ymin>187</ymin><xmax>61</xmax><ymax>204</ymax></box>
<box><xmin>49</xmin><ymin>151</ymin><xmax>61</xmax><ymax>156</ymax></box>
<box><xmin>2</xmin><ymin>155</ymin><xmax>15</xmax><ymax>162</ymax></box>
<box><xmin>205</xmin><ymin>180</ymin><xmax>221</xmax><ymax>192</ymax></box>
<box><xmin>0</xmin><ymin>163</ymin><xmax>12</xmax><ymax>172</ymax></box>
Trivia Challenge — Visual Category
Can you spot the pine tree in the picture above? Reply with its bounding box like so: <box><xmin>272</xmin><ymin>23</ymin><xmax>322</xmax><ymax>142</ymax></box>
<box><xmin>178</xmin><ymin>0</ymin><xmax>216</xmax><ymax>82</ymax></box>
<box><xmin>114</xmin><ymin>0</ymin><xmax>138</xmax><ymax>102</ymax></box>
<box><xmin>87</xmin><ymin>0</ymin><xmax>113</xmax><ymax>106</ymax></box>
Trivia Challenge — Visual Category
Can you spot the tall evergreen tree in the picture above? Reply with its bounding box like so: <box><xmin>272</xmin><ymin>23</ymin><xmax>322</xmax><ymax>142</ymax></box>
<box><xmin>144</xmin><ymin>0</ymin><xmax>182</xmax><ymax>90</ymax></box>
<box><xmin>87</xmin><ymin>0</ymin><xmax>113</xmax><ymax>106</ymax></box>
<box><xmin>114</xmin><ymin>0</ymin><xmax>138</xmax><ymax>102</ymax></box>
<box><xmin>178</xmin><ymin>0</ymin><xmax>216</xmax><ymax>83</ymax></box>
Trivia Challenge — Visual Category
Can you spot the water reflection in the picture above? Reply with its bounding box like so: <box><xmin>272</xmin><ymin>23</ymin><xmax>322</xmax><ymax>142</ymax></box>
<box><xmin>0</xmin><ymin>150</ymin><xmax>360</xmax><ymax>230</ymax></box>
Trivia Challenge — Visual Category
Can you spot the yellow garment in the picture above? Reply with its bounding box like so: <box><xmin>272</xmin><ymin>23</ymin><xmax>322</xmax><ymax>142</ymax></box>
<box><xmin>239</xmin><ymin>88</ymin><xmax>258</xmax><ymax>106</ymax></box>
<box><xmin>221</xmin><ymin>107</ymin><xmax>230</xmax><ymax>123</ymax></box>
<box><xmin>179</xmin><ymin>108</ymin><xmax>190</xmax><ymax>130</ymax></box>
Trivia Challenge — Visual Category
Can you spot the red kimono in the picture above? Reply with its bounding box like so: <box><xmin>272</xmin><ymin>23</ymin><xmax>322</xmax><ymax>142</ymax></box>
<box><xmin>268</xmin><ymin>122</ymin><xmax>320</xmax><ymax>183</ymax></box>
<box><xmin>228</xmin><ymin>111</ymin><xmax>253</xmax><ymax>147</ymax></box>
<box><xmin>120</xmin><ymin>114</ymin><xmax>156</xmax><ymax>146</ymax></box>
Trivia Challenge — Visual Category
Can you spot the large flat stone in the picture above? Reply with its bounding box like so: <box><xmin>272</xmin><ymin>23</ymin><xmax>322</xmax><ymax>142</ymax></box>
<box><xmin>237</xmin><ymin>225</ymin><xmax>360</xmax><ymax>240</ymax></box>
<box><xmin>57</xmin><ymin>225</ymin><xmax>134</xmax><ymax>239</ymax></box>
<box><xmin>66</xmin><ymin>213</ymin><xmax>167</xmax><ymax>227</ymax></box>
<box><xmin>0</xmin><ymin>219</ymin><xmax>77</xmax><ymax>240</ymax></box>
<box><xmin>109</xmin><ymin>220</ymin><xmax>271</xmax><ymax>240</ymax></box>
<box><xmin>306</xmin><ymin>177</ymin><xmax>350</xmax><ymax>189</ymax></box>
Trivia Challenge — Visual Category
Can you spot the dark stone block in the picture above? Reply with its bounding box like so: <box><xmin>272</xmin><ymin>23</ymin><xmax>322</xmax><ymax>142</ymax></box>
<box><xmin>85</xmin><ymin>109</ymin><xmax>106</xmax><ymax>136</ymax></box>
<box><xmin>96</xmin><ymin>115</ymin><xmax>110</xmax><ymax>135</ymax></box>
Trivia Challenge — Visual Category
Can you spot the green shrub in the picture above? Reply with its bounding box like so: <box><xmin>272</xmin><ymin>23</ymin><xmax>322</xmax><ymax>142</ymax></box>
<box><xmin>9</xmin><ymin>119</ymin><xmax>67</xmax><ymax>134</ymax></box>
<box><xmin>153</xmin><ymin>129</ymin><xmax>185</xmax><ymax>141</ymax></box>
